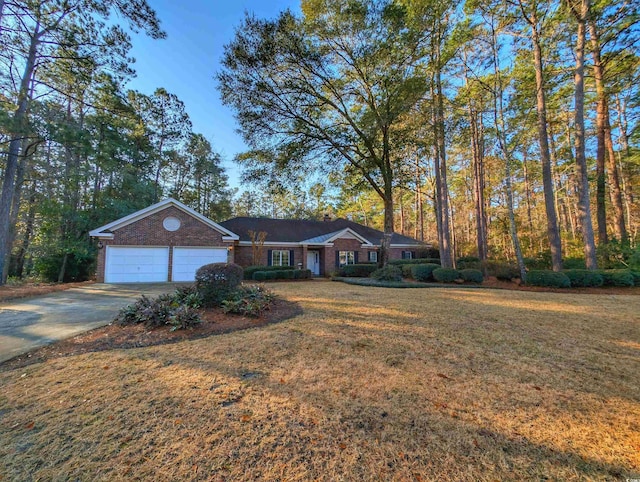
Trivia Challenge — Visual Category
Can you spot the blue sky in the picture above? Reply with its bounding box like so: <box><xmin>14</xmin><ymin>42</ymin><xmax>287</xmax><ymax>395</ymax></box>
<box><xmin>125</xmin><ymin>0</ymin><xmax>301</xmax><ymax>190</ymax></box>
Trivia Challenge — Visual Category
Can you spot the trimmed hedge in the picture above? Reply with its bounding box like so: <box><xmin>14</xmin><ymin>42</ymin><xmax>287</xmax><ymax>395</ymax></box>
<box><xmin>433</xmin><ymin>268</ymin><xmax>460</xmax><ymax>283</ymax></box>
<box><xmin>411</xmin><ymin>263</ymin><xmax>441</xmax><ymax>282</ymax></box>
<box><xmin>244</xmin><ymin>265</ymin><xmax>295</xmax><ymax>280</ymax></box>
<box><xmin>563</xmin><ymin>269</ymin><xmax>603</xmax><ymax>287</ymax></box>
<box><xmin>252</xmin><ymin>269</ymin><xmax>311</xmax><ymax>281</ymax></box>
<box><xmin>460</xmin><ymin>269</ymin><xmax>483</xmax><ymax>284</ymax></box>
<box><xmin>563</xmin><ymin>257</ymin><xmax>587</xmax><ymax>269</ymax></box>
<box><xmin>195</xmin><ymin>263</ymin><xmax>244</xmax><ymax>307</ymax></box>
<box><xmin>370</xmin><ymin>265</ymin><xmax>403</xmax><ymax>282</ymax></box>
<box><xmin>338</xmin><ymin>263</ymin><xmax>378</xmax><ymax>277</ymax></box>
<box><xmin>389</xmin><ymin>258</ymin><xmax>441</xmax><ymax>266</ymax></box>
<box><xmin>600</xmin><ymin>269</ymin><xmax>635</xmax><ymax>287</ymax></box>
<box><xmin>525</xmin><ymin>270</ymin><xmax>570</xmax><ymax>288</ymax></box>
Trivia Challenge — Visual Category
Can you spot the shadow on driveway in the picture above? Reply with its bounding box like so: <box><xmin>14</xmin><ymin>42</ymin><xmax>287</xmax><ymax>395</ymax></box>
<box><xmin>0</xmin><ymin>283</ymin><xmax>183</xmax><ymax>364</ymax></box>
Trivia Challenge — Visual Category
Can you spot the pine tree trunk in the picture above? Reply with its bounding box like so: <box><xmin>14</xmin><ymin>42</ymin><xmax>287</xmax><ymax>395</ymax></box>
<box><xmin>589</xmin><ymin>20</ymin><xmax>627</xmax><ymax>245</ymax></box>
<box><xmin>530</xmin><ymin>19</ymin><xmax>563</xmax><ymax>270</ymax></box>
<box><xmin>572</xmin><ymin>0</ymin><xmax>598</xmax><ymax>269</ymax></box>
<box><xmin>0</xmin><ymin>20</ymin><xmax>40</xmax><ymax>285</ymax></box>
<box><xmin>433</xmin><ymin>72</ymin><xmax>453</xmax><ymax>268</ymax></box>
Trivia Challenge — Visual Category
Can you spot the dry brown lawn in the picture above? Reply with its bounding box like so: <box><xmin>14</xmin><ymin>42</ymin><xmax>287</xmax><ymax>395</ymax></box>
<box><xmin>1</xmin><ymin>281</ymin><xmax>639</xmax><ymax>481</ymax></box>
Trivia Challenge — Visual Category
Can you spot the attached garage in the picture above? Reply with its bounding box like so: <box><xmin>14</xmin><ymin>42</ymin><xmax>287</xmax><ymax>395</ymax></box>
<box><xmin>105</xmin><ymin>247</ymin><xmax>169</xmax><ymax>283</ymax></box>
<box><xmin>171</xmin><ymin>247</ymin><xmax>227</xmax><ymax>282</ymax></box>
<box><xmin>90</xmin><ymin>198</ymin><xmax>239</xmax><ymax>283</ymax></box>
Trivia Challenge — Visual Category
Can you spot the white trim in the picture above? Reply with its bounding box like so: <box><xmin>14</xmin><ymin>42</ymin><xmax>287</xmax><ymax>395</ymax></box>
<box><xmin>89</xmin><ymin>198</ymin><xmax>239</xmax><ymax>240</ymax></box>
<box><xmin>312</xmin><ymin>227</ymin><xmax>372</xmax><ymax>246</ymax></box>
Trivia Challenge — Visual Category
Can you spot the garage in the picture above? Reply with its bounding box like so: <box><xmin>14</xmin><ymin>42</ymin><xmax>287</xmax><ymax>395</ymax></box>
<box><xmin>105</xmin><ymin>247</ymin><xmax>169</xmax><ymax>283</ymax></box>
<box><xmin>90</xmin><ymin>198</ymin><xmax>239</xmax><ymax>283</ymax></box>
<box><xmin>172</xmin><ymin>247</ymin><xmax>228</xmax><ymax>282</ymax></box>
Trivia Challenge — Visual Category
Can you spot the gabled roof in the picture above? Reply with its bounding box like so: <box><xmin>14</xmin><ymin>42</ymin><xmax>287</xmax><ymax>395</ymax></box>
<box><xmin>89</xmin><ymin>198</ymin><xmax>239</xmax><ymax>240</ymax></box>
<box><xmin>218</xmin><ymin>217</ymin><xmax>426</xmax><ymax>247</ymax></box>
<box><xmin>301</xmin><ymin>227</ymin><xmax>373</xmax><ymax>246</ymax></box>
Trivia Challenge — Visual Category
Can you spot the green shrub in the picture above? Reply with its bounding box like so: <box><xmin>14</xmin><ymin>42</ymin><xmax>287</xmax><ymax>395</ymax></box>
<box><xmin>282</xmin><ymin>270</ymin><xmax>294</xmax><ymax>279</ymax></box>
<box><xmin>338</xmin><ymin>263</ymin><xmax>378</xmax><ymax>277</ymax></box>
<box><xmin>370</xmin><ymin>265</ymin><xmax>403</xmax><ymax>282</ymax></box>
<box><xmin>629</xmin><ymin>270</ymin><xmax>640</xmax><ymax>285</ymax></box>
<box><xmin>600</xmin><ymin>269</ymin><xmax>634</xmax><ymax>287</ymax></box>
<box><xmin>253</xmin><ymin>271</ymin><xmax>267</xmax><ymax>281</ymax></box>
<box><xmin>460</xmin><ymin>269</ymin><xmax>483</xmax><ymax>284</ymax></box>
<box><xmin>299</xmin><ymin>269</ymin><xmax>312</xmax><ymax>279</ymax></box>
<box><xmin>173</xmin><ymin>285</ymin><xmax>203</xmax><ymax>308</ymax></box>
<box><xmin>222</xmin><ymin>285</ymin><xmax>275</xmax><ymax>317</ymax></box>
<box><xmin>563</xmin><ymin>269</ymin><xmax>603</xmax><ymax>287</ymax></box>
<box><xmin>167</xmin><ymin>305</ymin><xmax>202</xmax><ymax>331</ymax></box>
<box><xmin>563</xmin><ymin>258</ymin><xmax>587</xmax><ymax>269</ymax></box>
<box><xmin>401</xmin><ymin>264</ymin><xmax>413</xmax><ymax>279</ymax></box>
<box><xmin>524</xmin><ymin>252</ymin><xmax>552</xmax><ymax>270</ymax></box>
<box><xmin>389</xmin><ymin>258</ymin><xmax>441</xmax><ymax>266</ymax></box>
<box><xmin>485</xmin><ymin>261</ymin><xmax>520</xmax><ymax>281</ymax></box>
<box><xmin>411</xmin><ymin>263</ymin><xmax>441</xmax><ymax>282</ymax></box>
<box><xmin>433</xmin><ymin>268</ymin><xmax>460</xmax><ymax>283</ymax></box>
<box><xmin>243</xmin><ymin>265</ymin><xmax>295</xmax><ymax>280</ymax></box>
<box><xmin>265</xmin><ymin>271</ymin><xmax>278</xmax><ymax>280</ymax></box>
<box><xmin>525</xmin><ymin>270</ymin><xmax>570</xmax><ymax>288</ymax></box>
<box><xmin>195</xmin><ymin>263</ymin><xmax>244</xmax><ymax>307</ymax></box>
<box><xmin>114</xmin><ymin>294</ymin><xmax>201</xmax><ymax>330</ymax></box>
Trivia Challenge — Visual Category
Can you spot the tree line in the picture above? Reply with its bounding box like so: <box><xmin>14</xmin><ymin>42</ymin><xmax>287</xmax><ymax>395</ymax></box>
<box><xmin>219</xmin><ymin>0</ymin><xmax>639</xmax><ymax>271</ymax></box>
<box><xmin>0</xmin><ymin>0</ymin><xmax>232</xmax><ymax>284</ymax></box>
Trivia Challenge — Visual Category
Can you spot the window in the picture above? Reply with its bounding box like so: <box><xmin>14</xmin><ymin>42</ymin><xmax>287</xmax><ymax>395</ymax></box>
<box><xmin>338</xmin><ymin>251</ymin><xmax>356</xmax><ymax>266</ymax></box>
<box><xmin>402</xmin><ymin>251</ymin><xmax>414</xmax><ymax>259</ymax></box>
<box><xmin>272</xmin><ymin>250</ymin><xmax>290</xmax><ymax>267</ymax></box>
<box><xmin>368</xmin><ymin>251</ymin><xmax>378</xmax><ymax>263</ymax></box>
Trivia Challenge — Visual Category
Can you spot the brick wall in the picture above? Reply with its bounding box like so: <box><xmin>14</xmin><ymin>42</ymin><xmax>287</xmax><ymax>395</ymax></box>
<box><xmin>95</xmin><ymin>206</ymin><xmax>232</xmax><ymax>282</ymax></box>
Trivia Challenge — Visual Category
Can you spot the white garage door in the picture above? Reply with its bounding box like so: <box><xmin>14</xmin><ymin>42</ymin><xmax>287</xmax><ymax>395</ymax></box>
<box><xmin>172</xmin><ymin>247</ymin><xmax>228</xmax><ymax>282</ymax></box>
<box><xmin>105</xmin><ymin>247</ymin><xmax>169</xmax><ymax>283</ymax></box>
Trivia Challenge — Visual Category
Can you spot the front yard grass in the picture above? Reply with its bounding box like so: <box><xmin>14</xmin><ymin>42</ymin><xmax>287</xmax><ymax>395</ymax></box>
<box><xmin>1</xmin><ymin>282</ymin><xmax>639</xmax><ymax>480</ymax></box>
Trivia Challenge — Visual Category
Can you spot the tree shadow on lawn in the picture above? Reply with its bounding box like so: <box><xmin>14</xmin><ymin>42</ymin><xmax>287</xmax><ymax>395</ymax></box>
<box><xmin>0</xmin><ymin>298</ymin><xmax>303</xmax><ymax>372</ymax></box>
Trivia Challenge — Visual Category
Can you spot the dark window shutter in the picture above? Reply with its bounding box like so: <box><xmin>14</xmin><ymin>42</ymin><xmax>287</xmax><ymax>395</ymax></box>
<box><xmin>267</xmin><ymin>249</ymin><xmax>273</xmax><ymax>266</ymax></box>
<box><xmin>289</xmin><ymin>249</ymin><xmax>294</xmax><ymax>266</ymax></box>
<box><xmin>335</xmin><ymin>251</ymin><xmax>340</xmax><ymax>267</ymax></box>
<box><xmin>354</xmin><ymin>251</ymin><xmax>359</xmax><ymax>264</ymax></box>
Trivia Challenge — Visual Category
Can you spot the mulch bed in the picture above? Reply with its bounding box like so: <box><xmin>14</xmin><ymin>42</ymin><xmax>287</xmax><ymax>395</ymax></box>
<box><xmin>0</xmin><ymin>298</ymin><xmax>302</xmax><ymax>372</ymax></box>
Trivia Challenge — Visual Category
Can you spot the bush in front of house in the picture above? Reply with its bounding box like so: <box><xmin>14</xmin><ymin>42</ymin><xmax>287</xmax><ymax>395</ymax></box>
<box><xmin>401</xmin><ymin>264</ymin><xmax>413</xmax><ymax>278</ymax></box>
<box><xmin>252</xmin><ymin>269</ymin><xmax>311</xmax><ymax>281</ymax></box>
<box><xmin>389</xmin><ymin>258</ymin><xmax>441</xmax><ymax>266</ymax></box>
<box><xmin>600</xmin><ymin>269</ymin><xmax>635</xmax><ymax>287</ymax></box>
<box><xmin>370</xmin><ymin>265</ymin><xmax>403</xmax><ymax>282</ymax></box>
<box><xmin>460</xmin><ymin>269</ymin><xmax>484</xmax><ymax>284</ymax></box>
<box><xmin>563</xmin><ymin>269</ymin><xmax>603</xmax><ymax>288</ymax></box>
<box><xmin>243</xmin><ymin>265</ymin><xmax>295</xmax><ymax>280</ymax></box>
<box><xmin>338</xmin><ymin>263</ymin><xmax>378</xmax><ymax>277</ymax></box>
<box><xmin>457</xmin><ymin>256</ymin><xmax>482</xmax><ymax>270</ymax></box>
<box><xmin>222</xmin><ymin>284</ymin><xmax>275</xmax><ymax>317</ymax></box>
<box><xmin>484</xmin><ymin>261</ymin><xmax>520</xmax><ymax>281</ymax></box>
<box><xmin>114</xmin><ymin>293</ymin><xmax>201</xmax><ymax>331</ymax></box>
<box><xmin>525</xmin><ymin>270</ymin><xmax>571</xmax><ymax>288</ymax></box>
<box><xmin>433</xmin><ymin>268</ymin><xmax>460</xmax><ymax>283</ymax></box>
<box><xmin>195</xmin><ymin>262</ymin><xmax>244</xmax><ymax>307</ymax></box>
<box><xmin>411</xmin><ymin>263</ymin><xmax>441</xmax><ymax>282</ymax></box>
<box><xmin>563</xmin><ymin>257</ymin><xmax>587</xmax><ymax>269</ymax></box>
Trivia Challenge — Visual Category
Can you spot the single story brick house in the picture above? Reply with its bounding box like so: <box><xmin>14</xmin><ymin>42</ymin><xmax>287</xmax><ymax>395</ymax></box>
<box><xmin>90</xmin><ymin>198</ymin><xmax>429</xmax><ymax>283</ymax></box>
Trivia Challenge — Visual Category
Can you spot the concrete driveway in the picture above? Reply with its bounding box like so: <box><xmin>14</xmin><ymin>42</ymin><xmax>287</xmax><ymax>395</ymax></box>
<box><xmin>0</xmin><ymin>283</ymin><xmax>182</xmax><ymax>364</ymax></box>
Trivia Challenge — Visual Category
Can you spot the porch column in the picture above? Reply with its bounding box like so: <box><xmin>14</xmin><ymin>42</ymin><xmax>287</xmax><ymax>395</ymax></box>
<box><xmin>302</xmin><ymin>245</ymin><xmax>308</xmax><ymax>269</ymax></box>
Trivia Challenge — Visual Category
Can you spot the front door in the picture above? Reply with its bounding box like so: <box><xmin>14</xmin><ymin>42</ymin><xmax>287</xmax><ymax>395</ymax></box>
<box><xmin>307</xmin><ymin>251</ymin><xmax>320</xmax><ymax>275</ymax></box>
